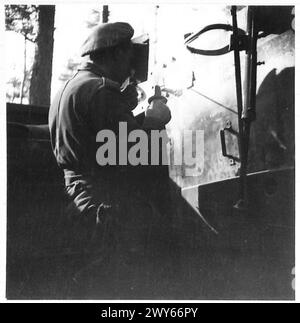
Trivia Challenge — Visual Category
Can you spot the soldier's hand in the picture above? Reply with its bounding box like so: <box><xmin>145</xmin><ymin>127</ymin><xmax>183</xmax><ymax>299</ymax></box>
<box><xmin>143</xmin><ymin>99</ymin><xmax>171</xmax><ymax>129</ymax></box>
<box><xmin>122</xmin><ymin>84</ymin><xmax>139</xmax><ymax>111</ymax></box>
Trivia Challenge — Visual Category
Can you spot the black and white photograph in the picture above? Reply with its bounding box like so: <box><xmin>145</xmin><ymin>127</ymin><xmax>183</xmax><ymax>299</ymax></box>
<box><xmin>2</xmin><ymin>1</ymin><xmax>297</xmax><ymax>301</ymax></box>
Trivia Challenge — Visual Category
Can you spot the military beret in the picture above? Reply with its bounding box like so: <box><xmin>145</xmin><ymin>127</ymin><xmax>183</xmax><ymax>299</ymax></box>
<box><xmin>80</xmin><ymin>22</ymin><xmax>134</xmax><ymax>57</ymax></box>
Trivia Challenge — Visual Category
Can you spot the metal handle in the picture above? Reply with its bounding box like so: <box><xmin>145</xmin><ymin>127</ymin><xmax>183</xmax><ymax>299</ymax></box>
<box><xmin>220</xmin><ymin>129</ymin><xmax>227</xmax><ymax>157</ymax></box>
<box><xmin>220</xmin><ymin>125</ymin><xmax>240</xmax><ymax>163</ymax></box>
<box><xmin>185</xmin><ymin>24</ymin><xmax>246</xmax><ymax>56</ymax></box>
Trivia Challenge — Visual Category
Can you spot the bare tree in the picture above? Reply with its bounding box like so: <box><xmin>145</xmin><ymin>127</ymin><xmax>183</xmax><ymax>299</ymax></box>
<box><xmin>5</xmin><ymin>5</ymin><xmax>38</xmax><ymax>103</ymax></box>
<box><xmin>102</xmin><ymin>5</ymin><xmax>109</xmax><ymax>23</ymax></box>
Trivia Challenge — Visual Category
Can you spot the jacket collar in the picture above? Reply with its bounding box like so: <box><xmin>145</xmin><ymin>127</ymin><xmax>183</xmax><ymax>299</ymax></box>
<box><xmin>78</xmin><ymin>60</ymin><xmax>106</xmax><ymax>76</ymax></box>
<box><xmin>78</xmin><ymin>61</ymin><xmax>120</xmax><ymax>87</ymax></box>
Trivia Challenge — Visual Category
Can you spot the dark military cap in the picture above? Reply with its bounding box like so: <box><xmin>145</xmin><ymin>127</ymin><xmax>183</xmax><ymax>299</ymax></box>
<box><xmin>80</xmin><ymin>22</ymin><xmax>134</xmax><ymax>57</ymax></box>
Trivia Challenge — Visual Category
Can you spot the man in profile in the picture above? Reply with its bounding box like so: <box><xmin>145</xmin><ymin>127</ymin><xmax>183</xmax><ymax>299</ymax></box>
<box><xmin>49</xmin><ymin>22</ymin><xmax>174</xmax><ymax>296</ymax></box>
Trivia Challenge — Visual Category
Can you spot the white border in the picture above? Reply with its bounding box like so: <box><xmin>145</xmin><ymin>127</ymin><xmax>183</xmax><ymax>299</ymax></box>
<box><xmin>0</xmin><ymin>0</ymin><xmax>6</xmax><ymax>304</ymax></box>
<box><xmin>0</xmin><ymin>0</ymin><xmax>298</xmax><ymax>303</ymax></box>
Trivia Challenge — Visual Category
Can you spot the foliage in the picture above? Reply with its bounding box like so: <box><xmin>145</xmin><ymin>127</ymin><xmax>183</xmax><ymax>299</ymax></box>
<box><xmin>58</xmin><ymin>7</ymin><xmax>103</xmax><ymax>82</ymax></box>
<box><xmin>6</xmin><ymin>77</ymin><xmax>21</xmax><ymax>103</ymax></box>
<box><xmin>85</xmin><ymin>9</ymin><xmax>101</xmax><ymax>29</ymax></box>
<box><xmin>5</xmin><ymin>5</ymin><xmax>38</xmax><ymax>42</ymax></box>
<box><xmin>5</xmin><ymin>5</ymin><xmax>39</xmax><ymax>103</ymax></box>
<box><xmin>59</xmin><ymin>59</ymin><xmax>80</xmax><ymax>82</ymax></box>
<box><xmin>6</xmin><ymin>70</ymin><xmax>32</xmax><ymax>104</ymax></box>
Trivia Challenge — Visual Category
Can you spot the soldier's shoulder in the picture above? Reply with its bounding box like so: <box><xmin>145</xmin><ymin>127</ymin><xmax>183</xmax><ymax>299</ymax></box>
<box><xmin>82</xmin><ymin>74</ymin><xmax>121</xmax><ymax>96</ymax></box>
<box><xmin>68</xmin><ymin>71</ymin><xmax>119</xmax><ymax>93</ymax></box>
<box><xmin>102</xmin><ymin>78</ymin><xmax>120</xmax><ymax>91</ymax></box>
<box><xmin>92</xmin><ymin>78</ymin><xmax>122</xmax><ymax>102</ymax></box>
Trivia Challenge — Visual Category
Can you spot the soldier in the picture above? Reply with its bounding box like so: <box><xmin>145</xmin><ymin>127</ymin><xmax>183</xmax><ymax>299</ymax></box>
<box><xmin>49</xmin><ymin>22</ymin><xmax>172</xmax><ymax>263</ymax></box>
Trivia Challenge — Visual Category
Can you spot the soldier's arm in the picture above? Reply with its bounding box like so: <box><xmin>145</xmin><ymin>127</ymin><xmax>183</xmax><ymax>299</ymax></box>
<box><xmin>89</xmin><ymin>86</ymin><xmax>143</xmax><ymax>133</ymax></box>
<box><xmin>89</xmin><ymin>85</ymin><xmax>171</xmax><ymax>133</ymax></box>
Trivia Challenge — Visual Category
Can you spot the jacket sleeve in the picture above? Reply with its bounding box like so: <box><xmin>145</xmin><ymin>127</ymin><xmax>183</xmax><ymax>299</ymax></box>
<box><xmin>88</xmin><ymin>86</ymin><xmax>143</xmax><ymax>134</ymax></box>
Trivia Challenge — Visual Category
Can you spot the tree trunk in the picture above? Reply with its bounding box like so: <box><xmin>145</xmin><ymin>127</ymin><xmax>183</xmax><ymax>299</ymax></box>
<box><xmin>102</xmin><ymin>5</ymin><xmax>109</xmax><ymax>23</ymax></box>
<box><xmin>20</xmin><ymin>36</ymin><xmax>26</xmax><ymax>104</ymax></box>
<box><xmin>29</xmin><ymin>5</ymin><xmax>55</xmax><ymax>106</ymax></box>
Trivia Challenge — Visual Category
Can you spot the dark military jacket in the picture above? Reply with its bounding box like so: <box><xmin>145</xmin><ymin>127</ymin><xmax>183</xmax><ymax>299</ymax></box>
<box><xmin>49</xmin><ymin>61</ymin><xmax>169</xmax><ymax>216</ymax></box>
<box><xmin>49</xmin><ymin>61</ymin><xmax>143</xmax><ymax>175</ymax></box>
